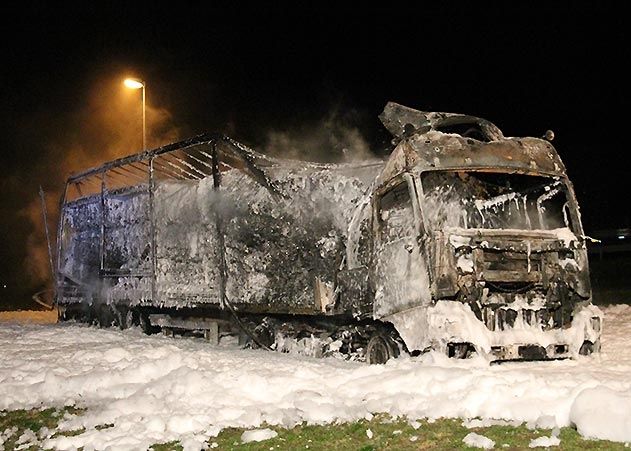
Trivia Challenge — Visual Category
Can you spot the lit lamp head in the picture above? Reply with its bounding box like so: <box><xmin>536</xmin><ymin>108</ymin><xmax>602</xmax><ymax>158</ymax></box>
<box><xmin>124</xmin><ymin>78</ymin><xmax>144</xmax><ymax>89</ymax></box>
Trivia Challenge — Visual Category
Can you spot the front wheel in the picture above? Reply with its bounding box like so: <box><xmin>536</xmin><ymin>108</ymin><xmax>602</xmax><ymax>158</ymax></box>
<box><xmin>365</xmin><ymin>334</ymin><xmax>400</xmax><ymax>364</ymax></box>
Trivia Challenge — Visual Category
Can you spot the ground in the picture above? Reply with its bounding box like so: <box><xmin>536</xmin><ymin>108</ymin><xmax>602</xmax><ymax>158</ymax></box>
<box><xmin>1</xmin><ymin>305</ymin><xmax>630</xmax><ymax>450</ymax></box>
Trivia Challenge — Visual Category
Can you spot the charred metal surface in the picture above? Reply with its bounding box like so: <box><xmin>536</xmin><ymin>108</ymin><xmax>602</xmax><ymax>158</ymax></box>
<box><xmin>376</xmin><ymin>102</ymin><xmax>565</xmax><ymax>188</ymax></box>
<box><xmin>335</xmin><ymin>267</ymin><xmax>372</xmax><ymax>318</ymax></box>
<box><xmin>220</xmin><ymin>163</ymin><xmax>382</xmax><ymax>312</ymax></box>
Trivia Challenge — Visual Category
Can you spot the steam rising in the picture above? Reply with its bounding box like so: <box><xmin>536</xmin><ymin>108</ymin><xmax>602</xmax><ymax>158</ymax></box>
<box><xmin>263</xmin><ymin>110</ymin><xmax>374</xmax><ymax>163</ymax></box>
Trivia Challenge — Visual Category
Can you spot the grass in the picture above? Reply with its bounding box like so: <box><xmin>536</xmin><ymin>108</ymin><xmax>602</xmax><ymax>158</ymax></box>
<box><xmin>1</xmin><ymin>409</ymin><xmax>628</xmax><ymax>450</ymax></box>
<box><xmin>0</xmin><ymin>406</ymin><xmax>84</xmax><ymax>450</ymax></box>
<box><xmin>202</xmin><ymin>416</ymin><xmax>627</xmax><ymax>450</ymax></box>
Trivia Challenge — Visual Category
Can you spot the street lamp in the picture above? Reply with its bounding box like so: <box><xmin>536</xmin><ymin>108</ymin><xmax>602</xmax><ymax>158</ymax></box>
<box><xmin>123</xmin><ymin>78</ymin><xmax>146</xmax><ymax>149</ymax></box>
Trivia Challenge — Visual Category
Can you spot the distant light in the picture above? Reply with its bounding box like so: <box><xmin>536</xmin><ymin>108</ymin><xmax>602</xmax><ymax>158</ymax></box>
<box><xmin>123</xmin><ymin>78</ymin><xmax>144</xmax><ymax>89</ymax></box>
<box><xmin>618</xmin><ymin>235</ymin><xmax>626</xmax><ymax>240</ymax></box>
<box><xmin>2</xmin><ymin>284</ymin><xmax>6</xmax><ymax>288</ymax></box>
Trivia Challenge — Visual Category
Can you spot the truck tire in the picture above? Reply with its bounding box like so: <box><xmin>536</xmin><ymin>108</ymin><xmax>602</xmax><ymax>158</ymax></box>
<box><xmin>251</xmin><ymin>322</ymin><xmax>275</xmax><ymax>349</ymax></box>
<box><xmin>116</xmin><ymin>306</ymin><xmax>136</xmax><ymax>330</ymax></box>
<box><xmin>366</xmin><ymin>334</ymin><xmax>399</xmax><ymax>364</ymax></box>
<box><xmin>95</xmin><ymin>304</ymin><xmax>114</xmax><ymax>328</ymax></box>
<box><xmin>139</xmin><ymin>311</ymin><xmax>160</xmax><ymax>335</ymax></box>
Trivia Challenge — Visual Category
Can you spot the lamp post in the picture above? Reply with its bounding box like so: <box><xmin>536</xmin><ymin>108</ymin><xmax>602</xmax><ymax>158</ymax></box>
<box><xmin>123</xmin><ymin>78</ymin><xmax>146</xmax><ymax>149</ymax></box>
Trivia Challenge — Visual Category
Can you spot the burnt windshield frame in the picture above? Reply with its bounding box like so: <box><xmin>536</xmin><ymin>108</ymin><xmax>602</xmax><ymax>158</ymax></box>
<box><xmin>417</xmin><ymin>169</ymin><xmax>580</xmax><ymax>233</ymax></box>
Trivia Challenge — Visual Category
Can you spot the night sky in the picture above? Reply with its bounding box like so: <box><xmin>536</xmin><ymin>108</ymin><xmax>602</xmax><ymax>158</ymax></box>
<box><xmin>0</xmin><ymin>4</ymin><xmax>627</xmax><ymax>307</ymax></box>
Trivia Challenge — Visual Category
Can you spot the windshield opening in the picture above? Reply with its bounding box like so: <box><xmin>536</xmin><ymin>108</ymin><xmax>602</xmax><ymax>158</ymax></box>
<box><xmin>434</xmin><ymin>121</ymin><xmax>491</xmax><ymax>142</ymax></box>
<box><xmin>420</xmin><ymin>170</ymin><xmax>575</xmax><ymax>231</ymax></box>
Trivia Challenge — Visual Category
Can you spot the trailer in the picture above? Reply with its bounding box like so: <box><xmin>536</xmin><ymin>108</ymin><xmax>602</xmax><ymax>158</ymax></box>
<box><xmin>55</xmin><ymin>102</ymin><xmax>602</xmax><ymax>363</ymax></box>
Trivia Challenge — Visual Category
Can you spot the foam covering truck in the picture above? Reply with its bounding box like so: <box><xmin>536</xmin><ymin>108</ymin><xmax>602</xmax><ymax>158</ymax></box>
<box><xmin>55</xmin><ymin>102</ymin><xmax>602</xmax><ymax>363</ymax></box>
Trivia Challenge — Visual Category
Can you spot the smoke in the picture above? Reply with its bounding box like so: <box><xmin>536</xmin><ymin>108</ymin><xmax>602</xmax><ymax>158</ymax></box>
<box><xmin>20</xmin><ymin>75</ymin><xmax>182</xmax><ymax>295</ymax></box>
<box><xmin>262</xmin><ymin>109</ymin><xmax>375</xmax><ymax>163</ymax></box>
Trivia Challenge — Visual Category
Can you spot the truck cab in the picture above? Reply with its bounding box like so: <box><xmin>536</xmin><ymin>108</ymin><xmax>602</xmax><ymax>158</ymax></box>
<box><xmin>345</xmin><ymin>103</ymin><xmax>602</xmax><ymax>361</ymax></box>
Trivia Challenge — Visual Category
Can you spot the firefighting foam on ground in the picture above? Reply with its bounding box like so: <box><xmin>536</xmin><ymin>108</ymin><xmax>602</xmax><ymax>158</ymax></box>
<box><xmin>0</xmin><ymin>304</ymin><xmax>630</xmax><ymax>449</ymax></box>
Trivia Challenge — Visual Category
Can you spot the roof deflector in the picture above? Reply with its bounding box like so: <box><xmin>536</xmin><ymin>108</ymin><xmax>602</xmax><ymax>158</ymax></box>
<box><xmin>379</xmin><ymin>102</ymin><xmax>431</xmax><ymax>138</ymax></box>
<box><xmin>379</xmin><ymin>102</ymin><xmax>505</xmax><ymax>141</ymax></box>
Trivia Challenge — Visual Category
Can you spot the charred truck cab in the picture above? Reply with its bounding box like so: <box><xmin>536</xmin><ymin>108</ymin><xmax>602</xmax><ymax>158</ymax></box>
<box><xmin>55</xmin><ymin>102</ymin><xmax>601</xmax><ymax>364</ymax></box>
<box><xmin>341</xmin><ymin>103</ymin><xmax>602</xmax><ymax>361</ymax></box>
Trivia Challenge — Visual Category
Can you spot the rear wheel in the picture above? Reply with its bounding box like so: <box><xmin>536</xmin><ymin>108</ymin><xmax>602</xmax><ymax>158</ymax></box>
<box><xmin>366</xmin><ymin>334</ymin><xmax>400</xmax><ymax>364</ymax></box>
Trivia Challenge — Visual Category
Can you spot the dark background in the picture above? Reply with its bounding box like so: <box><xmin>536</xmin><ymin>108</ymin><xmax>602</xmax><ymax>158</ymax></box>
<box><xmin>1</xmin><ymin>4</ymin><xmax>627</xmax><ymax>308</ymax></box>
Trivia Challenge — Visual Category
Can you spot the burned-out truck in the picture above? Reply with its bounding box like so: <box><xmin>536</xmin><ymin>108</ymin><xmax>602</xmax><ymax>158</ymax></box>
<box><xmin>56</xmin><ymin>102</ymin><xmax>602</xmax><ymax>363</ymax></box>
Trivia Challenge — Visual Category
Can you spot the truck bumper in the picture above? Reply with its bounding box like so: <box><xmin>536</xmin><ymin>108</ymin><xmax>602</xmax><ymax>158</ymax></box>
<box><xmin>384</xmin><ymin>301</ymin><xmax>602</xmax><ymax>360</ymax></box>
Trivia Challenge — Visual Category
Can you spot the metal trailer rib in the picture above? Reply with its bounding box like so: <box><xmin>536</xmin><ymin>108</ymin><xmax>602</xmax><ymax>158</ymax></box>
<box><xmin>170</xmin><ymin>153</ymin><xmax>211</xmax><ymax>178</ymax></box>
<box><xmin>158</xmin><ymin>153</ymin><xmax>203</xmax><ymax>179</ymax></box>
<box><xmin>186</xmin><ymin>152</ymin><xmax>214</xmax><ymax>172</ymax></box>
<box><xmin>106</xmin><ymin>167</ymin><xmax>142</xmax><ymax>186</ymax></box>
<box><xmin>151</xmin><ymin>160</ymin><xmax>187</xmax><ymax>180</ymax></box>
<box><xmin>113</xmin><ymin>166</ymin><xmax>147</xmax><ymax>183</ymax></box>
<box><xmin>115</xmin><ymin>164</ymin><xmax>150</xmax><ymax>182</ymax></box>
<box><xmin>66</xmin><ymin>133</ymin><xmax>221</xmax><ymax>183</ymax></box>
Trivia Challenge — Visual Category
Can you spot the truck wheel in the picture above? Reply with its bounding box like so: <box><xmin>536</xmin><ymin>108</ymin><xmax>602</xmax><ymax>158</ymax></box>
<box><xmin>116</xmin><ymin>306</ymin><xmax>136</xmax><ymax>330</ymax></box>
<box><xmin>251</xmin><ymin>322</ymin><xmax>275</xmax><ymax>349</ymax></box>
<box><xmin>139</xmin><ymin>312</ymin><xmax>160</xmax><ymax>335</ymax></box>
<box><xmin>579</xmin><ymin>340</ymin><xmax>596</xmax><ymax>355</ymax></box>
<box><xmin>95</xmin><ymin>304</ymin><xmax>114</xmax><ymax>328</ymax></box>
<box><xmin>366</xmin><ymin>334</ymin><xmax>399</xmax><ymax>364</ymax></box>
